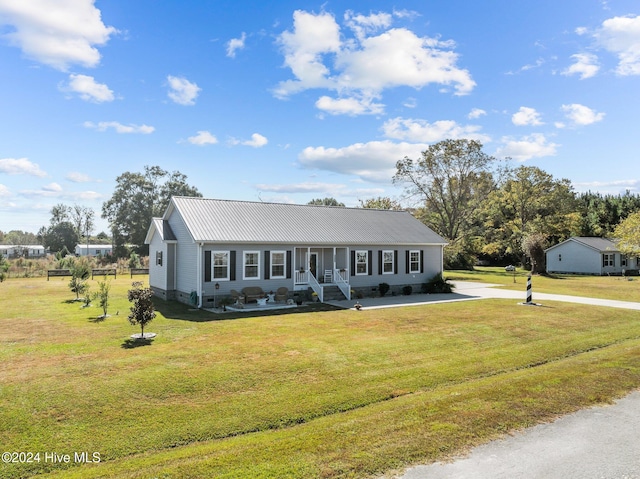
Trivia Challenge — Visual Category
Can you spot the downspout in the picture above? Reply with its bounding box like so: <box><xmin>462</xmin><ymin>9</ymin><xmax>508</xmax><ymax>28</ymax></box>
<box><xmin>197</xmin><ymin>242</ymin><xmax>203</xmax><ymax>308</ymax></box>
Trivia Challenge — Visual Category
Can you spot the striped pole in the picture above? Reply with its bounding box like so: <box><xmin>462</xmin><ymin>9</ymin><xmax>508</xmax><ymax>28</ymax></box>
<box><xmin>526</xmin><ymin>275</ymin><xmax>532</xmax><ymax>304</ymax></box>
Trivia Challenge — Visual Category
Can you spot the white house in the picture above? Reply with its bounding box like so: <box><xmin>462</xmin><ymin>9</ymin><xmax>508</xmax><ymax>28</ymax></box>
<box><xmin>545</xmin><ymin>237</ymin><xmax>639</xmax><ymax>275</ymax></box>
<box><xmin>0</xmin><ymin>245</ymin><xmax>46</xmax><ymax>258</ymax></box>
<box><xmin>145</xmin><ymin>197</ymin><xmax>448</xmax><ymax>307</ymax></box>
<box><xmin>75</xmin><ymin>244</ymin><xmax>114</xmax><ymax>257</ymax></box>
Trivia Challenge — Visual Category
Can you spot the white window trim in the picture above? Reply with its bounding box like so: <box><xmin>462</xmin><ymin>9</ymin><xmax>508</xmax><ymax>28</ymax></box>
<box><xmin>603</xmin><ymin>253</ymin><xmax>614</xmax><ymax>267</ymax></box>
<box><xmin>409</xmin><ymin>250</ymin><xmax>421</xmax><ymax>273</ymax></box>
<box><xmin>212</xmin><ymin>250</ymin><xmax>230</xmax><ymax>281</ymax></box>
<box><xmin>243</xmin><ymin>251</ymin><xmax>261</xmax><ymax>280</ymax></box>
<box><xmin>382</xmin><ymin>250</ymin><xmax>394</xmax><ymax>274</ymax></box>
<box><xmin>355</xmin><ymin>250</ymin><xmax>368</xmax><ymax>276</ymax></box>
<box><xmin>270</xmin><ymin>250</ymin><xmax>286</xmax><ymax>279</ymax></box>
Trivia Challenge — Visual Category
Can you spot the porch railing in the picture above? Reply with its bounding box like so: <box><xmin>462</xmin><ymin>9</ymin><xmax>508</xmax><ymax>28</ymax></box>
<box><xmin>334</xmin><ymin>268</ymin><xmax>350</xmax><ymax>300</ymax></box>
<box><xmin>308</xmin><ymin>271</ymin><xmax>323</xmax><ymax>302</ymax></box>
<box><xmin>294</xmin><ymin>270</ymin><xmax>309</xmax><ymax>285</ymax></box>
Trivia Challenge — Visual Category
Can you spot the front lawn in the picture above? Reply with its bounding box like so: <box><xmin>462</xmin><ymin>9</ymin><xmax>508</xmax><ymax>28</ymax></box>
<box><xmin>1</xmin><ymin>276</ymin><xmax>640</xmax><ymax>478</ymax></box>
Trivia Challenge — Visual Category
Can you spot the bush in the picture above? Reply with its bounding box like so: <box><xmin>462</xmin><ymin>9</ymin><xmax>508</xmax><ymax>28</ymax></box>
<box><xmin>402</xmin><ymin>285</ymin><xmax>413</xmax><ymax>296</ymax></box>
<box><xmin>379</xmin><ymin>282</ymin><xmax>390</xmax><ymax>297</ymax></box>
<box><xmin>422</xmin><ymin>273</ymin><xmax>454</xmax><ymax>294</ymax></box>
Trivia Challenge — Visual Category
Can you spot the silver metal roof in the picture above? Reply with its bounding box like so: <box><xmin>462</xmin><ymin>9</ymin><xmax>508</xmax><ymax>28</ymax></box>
<box><xmin>546</xmin><ymin>236</ymin><xmax>619</xmax><ymax>253</ymax></box>
<box><xmin>167</xmin><ymin>197</ymin><xmax>447</xmax><ymax>246</ymax></box>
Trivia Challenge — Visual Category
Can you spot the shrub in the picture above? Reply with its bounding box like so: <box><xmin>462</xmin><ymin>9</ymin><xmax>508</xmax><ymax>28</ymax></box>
<box><xmin>379</xmin><ymin>282</ymin><xmax>390</xmax><ymax>297</ymax></box>
<box><xmin>422</xmin><ymin>273</ymin><xmax>454</xmax><ymax>294</ymax></box>
<box><xmin>402</xmin><ymin>285</ymin><xmax>413</xmax><ymax>296</ymax></box>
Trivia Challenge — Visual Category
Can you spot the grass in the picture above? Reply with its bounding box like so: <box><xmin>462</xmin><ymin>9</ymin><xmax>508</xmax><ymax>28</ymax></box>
<box><xmin>1</xmin><ymin>275</ymin><xmax>640</xmax><ymax>478</ymax></box>
<box><xmin>446</xmin><ymin>266</ymin><xmax>640</xmax><ymax>302</ymax></box>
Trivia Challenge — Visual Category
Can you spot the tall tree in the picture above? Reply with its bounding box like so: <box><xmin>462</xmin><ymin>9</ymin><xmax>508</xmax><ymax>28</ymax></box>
<box><xmin>613</xmin><ymin>211</ymin><xmax>640</xmax><ymax>257</ymax></box>
<box><xmin>70</xmin><ymin>205</ymin><xmax>95</xmax><ymax>241</ymax></box>
<box><xmin>41</xmin><ymin>222</ymin><xmax>78</xmax><ymax>255</ymax></box>
<box><xmin>307</xmin><ymin>197</ymin><xmax>345</xmax><ymax>207</ymax></box>
<box><xmin>393</xmin><ymin>139</ymin><xmax>496</xmax><ymax>242</ymax></box>
<box><xmin>102</xmin><ymin>166</ymin><xmax>201</xmax><ymax>256</ymax></box>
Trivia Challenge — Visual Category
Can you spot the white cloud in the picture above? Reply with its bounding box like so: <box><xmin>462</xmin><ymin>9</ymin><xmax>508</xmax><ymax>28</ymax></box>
<box><xmin>468</xmin><ymin>108</ymin><xmax>486</xmax><ymax>119</ymax></box>
<box><xmin>226</xmin><ymin>32</ymin><xmax>246</xmax><ymax>58</ymax></box>
<box><xmin>66</xmin><ymin>172</ymin><xmax>91</xmax><ymax>182</ymax></box>
<box><xmin>495</xmin><ymin>134</ymin><xmax>559</xmax><ymax>161</ymax></box>
<box><xmin>562</xmin><ymin>53</ymin><xmax>600</xmax><ymax>79</ymax></box>
<box><xmin>0</xmin><ymin>157</ymin><xmax>47</xmax><ymax>177</ymax></box>
<box><xmin>595</xmin><ymin>15</ymin><xmax>640</xmax><ymax>75</ymax></box>
<box><xmin>572</xmin><ymin>179</ymin><xmax>639</xmax><ymax>193</ymax></box>
<box><xmin>274</xmin><ymin>10</ymin><xmax>475</xmax><ymax>114</ymax></box>
<box><xmin>83</xmin><ymin>121</ymin><xmax>155</xmax><ymax>134</ymax></box>
<box><xmin>298</xmin><ymin>140</ymin><xmax>429</xmax><ymax>183</ymax></box>
<box><xmin>560</xmin><ymin>103</ymin><xmax>605</xmax><ymax>126</ymax></box>
<box><xmin>315</xmin><ymin>95</ymin><xmax>384</xmax><ymax>116</ymax></box>
<box><xmin>243</xmin><ymin>133</ymin><xmax>268</xmax><ymax>148</ymax></box>
<box><xmin>61</xmin><ymin>74</ymin><xmax>114</xmax><ymax>102</ymax></box>
<box><xmin>0</xmin><ymin>184</ymin><xmax>11</xmax><ymax>197</ymax></box>
<box><xmin>42</xmin><ymin>182</ymin><xmax>63</xmax><ymax>193</ymax></box>
<box><xmin>512</xmin><ymin>106</ymin><xmax>544</xmax><ymax>126</ymax></box>
<box><xmin>382</xmin><ymin>117</ymin><xmax>490</xmax><ymax>143</ymax></box>
<box><xmin>0</xmin><ymin>0</ymin><xmax>117</xmax><ymax>70</ymax></box>
<box><xmin>187</xmin><ymin>130</ymin><xmax>218</xmax><ymax>146</ymax></box>
<box><xmin>167</xmin><ymin>75</ymin><xmax>201</xmax><ymax>105</ymax></box>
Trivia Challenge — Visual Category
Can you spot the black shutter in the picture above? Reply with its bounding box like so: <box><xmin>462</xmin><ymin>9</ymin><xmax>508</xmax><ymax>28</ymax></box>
<box><xmin>351</xmin><ymin>250</ymin><xmax>356</xmax><ymax>276</ymax></box>
<box><xmin>420</xmin><ymin>250</ymin><xmax>424</xmax><ymax>273</ymax></box>
<box><xmin>204</xmin><ymin>251</ymin><xmax>211</xmax><ymax>282</ymax></box>
<box><xmin>406</xmin><ymin>250</ymin><xmax>410</xmax><ymax>274</ymax></box>
<box><xmin>286</xmin><ymin>250</ymin><xmax>292</xmax><ymax>279</ymax></box>
<box><xmin>378</xmin><ymin>250</ymin><xmax>383</xmax><ymax>275</ymax></box>
<box><xmin>368</xmin><ymin>250</ymin><xmax>373</xmax><ymax>276</ymax></box>
<box><xmin>230</xmin><ymin>251</ymin><xmax>236</xmax><ymax>281</ymax></box>
<box><xmin>394</xmin><ymin>250</ymin><xmax>398</xmax><ymax>274</ymax></box>
<box><xmin>264</xmin><ymin>250</ymin><xmax>270</xmax><ymax>279</ymax></box>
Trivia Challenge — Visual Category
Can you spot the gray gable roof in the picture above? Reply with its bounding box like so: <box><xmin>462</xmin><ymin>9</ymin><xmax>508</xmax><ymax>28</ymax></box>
<box><xmin>546</xmin><ymin>236</ymin><xmax>619</xmax><ymax>253</ymax></box>
<box><xmin>166</xmin><ymin>197</ymin><xmax>447</xmax><ymax>246</ymax></box>
<box><xmin>146</xmin><ymin>218</ymin><xmax>177</xmax><ymax>243</ymax></box>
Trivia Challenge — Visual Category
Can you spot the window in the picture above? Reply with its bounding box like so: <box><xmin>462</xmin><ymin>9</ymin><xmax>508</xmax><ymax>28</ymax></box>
<box><xmin>382</xmin><ymin>250</ymin><xmax>394</xmax><ymax>274</ymax></box>
<box><xmin>213</xmin><ymin>251</ymin><xmax>230</xmax><ymax>280</ymax></box>
<box><xmin>156</xmin><ymin>251</ymin><xmax>163</xmax><ymax>266</ymax></box>
<box><xmin>271</xmin><ymin>251</ymin><xmax>286</xmax><ymax>278</ymax></box>
<box><xmin>558</xmin><ymin>254</ymin><xmax>562</xmax><ymax>262</ymax></box>
<box><xmin>356</xmin><ymin>250</ymin><xmax>368</xmax><ymax>275</ymax></box>
<box><xmin>603</xmin><ymin>253</ymin><xmax>614</xmax><ymax>267</ymax></box>
<box><xmin>409</xmin><ymin>250</ymin><xmax>421</xmax><ymax>273</ymax></box>
<box><xmin>243</xmin><ymin>251</ymin><xmax>260</xmax><ymax>279</ymax></box>
<box><xmin>621</xmin><ymin>255</ymin><xmax>628</xmax><ymax>267</ymax></box>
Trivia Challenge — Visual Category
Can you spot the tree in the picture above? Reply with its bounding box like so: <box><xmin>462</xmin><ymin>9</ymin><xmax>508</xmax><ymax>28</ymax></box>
<box><xmin>70</xmin><ymin>204</ymin><xmax>95</xmax><ymax>243</ymax></box>
<box><xmin>521</xmin><ymin>232</ymin><xmax>548</xmax><ymax>274</ymax></box>
<box><xmin>68</xmin><ymin>258</ymin><xmax>91</xmax><ymax>300</ymax></box>
<box><xmin>307</xmin><ymin>197</ymin><xmax>345</xmax><ymax>207</ymax></box>
<box><xmin>102</xmin><ymin>166</ymin><xmax>201</xmax><ymax>256</ymax></box>
<box><xmin>613</xmin><ymin>211</ymin><xmax>640</xmax><ymax>257</ymax></box>
<box><xmin>393</xmin><ymin>139</ymin><xmax>496</xmax><ymax>242</ymax></box>
<box><xmin>42</xmin><ymin>222</ymin><xmax>79</xmax><ymax>255</ymax></box>
<box><xmin>127</xmin><ymin>281</ymin><xmax>156</xmax><ymax>338</ymax></box>
<box><xmin>358</xmin><ymin>196</ymin><xmax>403</xmax><ymax>210</ymax></box>
<box><xmin>93</xmin><ymin>276</ymin><xmax>111</xmax><ymax>318</ymax></box>
<box><xmin>0</xmin><ymin>253</ymin><xmax>9</xmax><ymax>282</ymax></box>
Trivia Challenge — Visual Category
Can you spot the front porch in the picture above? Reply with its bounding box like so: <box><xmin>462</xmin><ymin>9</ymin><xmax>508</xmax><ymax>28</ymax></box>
<box><xmin>293</xmin><ymin>246</ymin><xmax>351</xmax><ymax>302</ymax></box>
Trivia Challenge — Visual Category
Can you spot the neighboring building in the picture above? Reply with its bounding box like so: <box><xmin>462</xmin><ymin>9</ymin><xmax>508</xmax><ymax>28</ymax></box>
<box><xmin>0</xmin><ymin>245</ymin><xmax>47</xmax><ymax>258</ymax></box>
<box><xmin>545</xmin><ymin>237</ymin><xmax>639</xmax><ymax>275</ymax></box>
<box><xmin>75</xmin><ymin>244</ymin><xmax>114</xmax><ymax>257</ymax></box>
<box><xmin>145</xmin><ymin>197</ymin><xmax>447</xmax><ymax>307</ymax></box>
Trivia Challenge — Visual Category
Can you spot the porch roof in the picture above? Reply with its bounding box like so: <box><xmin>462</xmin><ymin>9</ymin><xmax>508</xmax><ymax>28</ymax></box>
<box><xmin>167</xmin><ymin>197</ymin><xmax>447</xmax><ymax>246</ymax></box>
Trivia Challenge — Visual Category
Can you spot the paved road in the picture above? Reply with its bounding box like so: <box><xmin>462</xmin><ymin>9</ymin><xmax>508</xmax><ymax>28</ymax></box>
<box><xmin>333</xmin><ymin>281</ymin><xmax>640</xmax><ymax>479</ymax></box>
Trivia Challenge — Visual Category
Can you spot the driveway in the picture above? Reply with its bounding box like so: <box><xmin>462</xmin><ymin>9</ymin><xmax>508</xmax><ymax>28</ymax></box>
<box><xmin>331</xmin><ymin>280</ymin><xmax>640</xmax><ymax>479</ymax></box>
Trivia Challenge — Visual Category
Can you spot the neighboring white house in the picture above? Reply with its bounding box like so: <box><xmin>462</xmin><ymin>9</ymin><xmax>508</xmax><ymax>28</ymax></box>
<box><xmin>75</xmin><ymin>244</ymin><xmax>114</xmax><ymax>257</ymax></box>
<box><xmin>0</xmin><ymin>245</ymin><xmax>47</xmax><ymax>258</ymax></box>
<box><xmin>545</xmin><ymin>237</ymin><xmax>639</xmax><ymax>275</ymax></box>
<box><xmin>145</xmin><ymin>197</ymin><xmax>448</xmax><ymax>307</ymax></box>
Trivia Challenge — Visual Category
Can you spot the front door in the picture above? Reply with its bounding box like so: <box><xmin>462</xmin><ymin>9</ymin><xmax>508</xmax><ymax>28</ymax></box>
<box><xmin>309</xmin><ymin>252</ymin><xmax>318</xmax><ymax>279</ymax></box>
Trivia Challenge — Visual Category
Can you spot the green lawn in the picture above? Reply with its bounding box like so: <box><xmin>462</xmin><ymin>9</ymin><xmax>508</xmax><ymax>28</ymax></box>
<box><xmin>1</xmin><ymin>276</ymin><xmax>640</xmax><ymax>478</ymax></box>
<box><xmin>446</xmin><ymin>266</ymin><xmax>640</xmax><ymax>302</ymax></box>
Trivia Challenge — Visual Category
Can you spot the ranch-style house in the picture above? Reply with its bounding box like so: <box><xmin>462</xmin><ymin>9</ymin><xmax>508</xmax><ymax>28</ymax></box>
<box><xmin>145</xmin><ymin>197</ymin><xmax>447</xmax><ymax>307</ymax></box>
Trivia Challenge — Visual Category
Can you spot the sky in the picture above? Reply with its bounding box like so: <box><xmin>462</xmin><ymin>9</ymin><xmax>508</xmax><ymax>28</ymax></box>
<box><xmin>1</xmin><ymin>0</ymin><xmax>640</xmax><ymax>235</ymax></box>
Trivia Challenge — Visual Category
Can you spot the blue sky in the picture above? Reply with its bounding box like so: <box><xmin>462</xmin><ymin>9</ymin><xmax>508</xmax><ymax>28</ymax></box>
<box><xmin>1</xmin><ymin>0</ymin><xmax>640</xmax><ymax>234</ymax></box>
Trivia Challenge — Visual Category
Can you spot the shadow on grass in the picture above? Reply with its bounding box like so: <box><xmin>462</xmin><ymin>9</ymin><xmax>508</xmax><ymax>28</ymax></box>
<box><xmin>121</xmin><ymin>337</ymin><xmax>154</xmax><ymax>349</ymax></box>
<box><xmin>153</xmin><ymin>298</ymin><xmax>345</xmax><ymax>322</ymax></box>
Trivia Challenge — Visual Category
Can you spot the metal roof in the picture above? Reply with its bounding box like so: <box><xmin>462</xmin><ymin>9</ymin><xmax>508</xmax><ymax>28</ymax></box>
<box><xmin>167</xmin><ymin>197</ymin><xmax>447</xmax><ymax>246</ymax></box>
<box><xmin>546</xmin><ymin>236</ymin><xmax>619</xmax><ymax>253</ymax></box>
<box><xmin>146</xmin><ymin>218</ymin><xmax>177</xmax><ymax>243</ymax></box>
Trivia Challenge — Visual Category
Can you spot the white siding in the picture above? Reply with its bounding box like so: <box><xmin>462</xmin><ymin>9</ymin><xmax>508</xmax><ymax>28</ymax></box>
<box><xmin>168</xmin><ymin>209</ymin><xmax>198</xmax><ymax>295</ymax></box>
<box><xmin>148</xmin><ymin>231</ymin><xmax>168</xmax><ymax>290</ymax></box>
<box><xmin>546</xmin><ymin>241</ymin><xmax>603</xmax><ymax>275</ymax></box>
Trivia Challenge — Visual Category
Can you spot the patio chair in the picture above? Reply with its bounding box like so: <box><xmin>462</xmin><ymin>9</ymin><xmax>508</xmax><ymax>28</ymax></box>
<box><xmin>230</xmin><ymin>289</ymin><xmax>244</xmax><ymax>305</ymax></box>
<box><xmin>275</xmin><ymin>287</ymin><xmax>288</xmax><ymax>302</ymax></box>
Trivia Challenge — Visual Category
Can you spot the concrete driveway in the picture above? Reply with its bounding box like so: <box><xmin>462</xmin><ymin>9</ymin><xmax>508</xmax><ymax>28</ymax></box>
<box><xmin>332</xmin><ymin>280</ymin><xmax>640</xmax><ymax>479</ymax></box>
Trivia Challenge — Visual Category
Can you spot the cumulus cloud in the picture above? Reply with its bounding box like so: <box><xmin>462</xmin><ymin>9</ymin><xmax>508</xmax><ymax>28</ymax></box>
<box><xmin>243</xmin><ymin>133</ymin><xmax>268</xmax><ymax>147</ymax></box>
<box><xmin>0</xmin><ymin>184</ymin><xmax>11</xmax><ymax>197</ymax></box>
<box><xmin>562</xmin><ymin>53</ymin><xmax>600</xmax><ymax>79</ymax></box>
<box><xmin>274</xmin><ymin>10</ymin><xmax>475</xmax><ymax>115</ymax></box>
<box><xmin>226</xmin><ymin>32</ymin><xmax>246</xmax><ymax>58</ymax></box>
<box><xmin>594</xmin><ymin>15</ymin><xmax>640</xmax><ymax>75</ymax></box>
<box><xmin>468</xmin><ymin>108</ymin><xmax>486</xmax><ymax>119</ymax></box>
<box><xmin>495</xmin><ymin>134</ymin><xmax>559</xmax><ymax>161</ymax></box>
<box><xmin>298</xmin><ymin>140</ymin><xmax>428</xmax><ymax>183</ymax></box>
<box><xmin>256</xmin><ymin>181</ymin><xmax>385</xmax><ymax>199</ymax></box>
<box><xmin>66</xmin><ymin>172</ymin><xmax>92</xmax><ymax>182</ymax></box>
<box><xmin>83</xmin><ymin>121</ymin><xmax>155</xmax><ymax>134</ymax></box>
<box><xmin>187</xmin><ymin>130</ymin><xmax>218</xmax><ymax>146</ymax></box>
<box><xmin>0</xmin><ymin>157</ymin><xmax>47</xmax><ymax>177</ymax></box>
<box><xmin>315</xmin><ymin>95</ymin><xmax>384</xmax><ymax>116</ymax></box>
<box><xmin>512</xmin><ymin>107</ymin><xmax>544</xmax><ymax>126</ymax></box>
<box><xmin>0</xmin><ymin>0</ymin><xmax>117</xmax><ymax>70</ymax></box>
<box><xmin>382</xmin><ymin>117</ymin><xmax>490</xmax><ymax>143</ymax></box>
<box><xmin>60</xmin><ymin>74</ymin><xmax>114</xmax><ymax>102</ymax></box>
<box><xmin>167</xmin><ymin>75</ymin><xmax>201</xmax><ymax>105</ymax></box>
<box><xmin>560</xmin><ymin>103</ymin><xmax>605</xmax><ymax>126</ymax></box>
